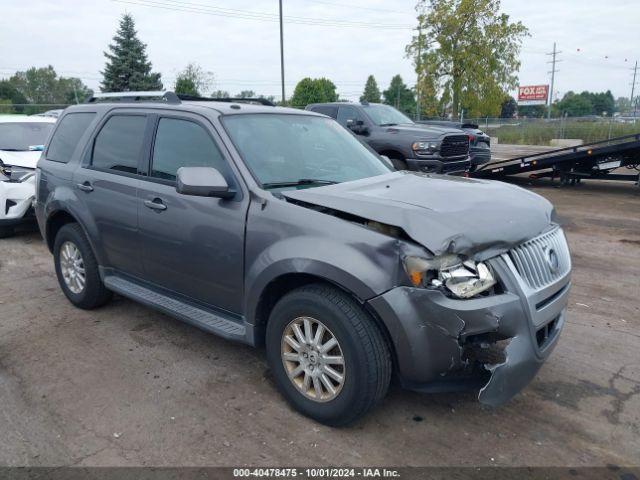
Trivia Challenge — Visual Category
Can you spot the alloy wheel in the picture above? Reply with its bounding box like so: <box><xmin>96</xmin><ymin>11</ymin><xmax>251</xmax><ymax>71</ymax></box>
<box><xmin>281</xmin><ymin>316</ymin><xmax>346</xmax><ymax>402</ymax></box>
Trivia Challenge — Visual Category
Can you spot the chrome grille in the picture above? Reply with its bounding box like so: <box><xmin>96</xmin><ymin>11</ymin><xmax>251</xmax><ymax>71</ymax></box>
<box><xmin>440</xmin><ymin>135</ymin><xmax>469</xmax><ymax>158</ymax></box>
<box><xmin>508</xmin><ymin>227</ymin><xmax>571</xmax><ymax>290</ymax></box>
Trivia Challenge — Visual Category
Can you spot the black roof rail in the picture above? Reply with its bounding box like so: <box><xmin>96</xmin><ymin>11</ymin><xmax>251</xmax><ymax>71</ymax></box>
<box><xmin>205</xmin><ymin>95</ymin><xmax>276</xmax><ymax>107</ymax></box>
<box><xmin>85</xmin><ymin>91</ymin><xmax>180</xmax><ymax>104</ymax></box>
<box><xmin>84</xmin><ymin>91</ymin><xmax>277</xmax><ymax>107</ymax></box>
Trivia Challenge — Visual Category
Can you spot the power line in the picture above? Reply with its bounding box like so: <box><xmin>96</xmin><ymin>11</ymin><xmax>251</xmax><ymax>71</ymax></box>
<box><xmin>302</xmin><ymin>0</ymin><xmax>412</xmax><ymax>15</ymax></box>
<box><xmin>110</xmin><ymin>0</ymin><xmax>412</xmax><ymax>29</ymax></box>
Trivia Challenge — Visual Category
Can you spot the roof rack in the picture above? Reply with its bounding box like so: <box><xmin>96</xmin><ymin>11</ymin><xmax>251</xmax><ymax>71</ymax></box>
<box><xmin>85</xmin><ymin>91</ymin><xmax>276</xmax><ymax>107</ymax></box>
<box><xmin>85</xmin><ymin>91</ymin><xmax>180</xmax><ymax>104</ymax></box>
<box><xmin>187</xmin><ymin>96</ymin><xmax>276</xmax><ymax>107</ymax></box>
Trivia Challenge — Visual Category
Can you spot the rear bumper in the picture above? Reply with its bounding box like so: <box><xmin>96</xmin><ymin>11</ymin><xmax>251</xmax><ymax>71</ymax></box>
<box><xmin>0</xmin><ymin>178</ymin><xmax>36</xmax><ymax>226</ymax></box>
<box><xmin>406</xmin><ymin>156</ymin><xmax>471</xmax><ymax>175</ymax></box>
<box><xmin>366</xmin><ymin>255</ymin><xmax>571</xmax><ymax>406</ymax></box>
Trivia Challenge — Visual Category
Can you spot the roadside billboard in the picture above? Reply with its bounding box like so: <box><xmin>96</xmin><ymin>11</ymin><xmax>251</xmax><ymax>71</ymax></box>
<box><xmin>518</xmin><ymin>85</ymin><xmax>549</xmax><ymax>105</ymax></box>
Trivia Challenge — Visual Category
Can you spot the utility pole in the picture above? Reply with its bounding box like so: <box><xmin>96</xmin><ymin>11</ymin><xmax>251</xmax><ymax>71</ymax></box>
<box><xmin>396</xmin><ymin>81</ymin><xmax>401</xmax><ymax>110</ymax></box>
<box><xmin>546</xmin><ymin>42</ymin><xmax>561</xmax><ymax>119</ymax></box>
<box><xmin>415</xmin><ymin>26</ymin><xmax>422</xmax><ymax>121</ymax></box>
<box><xmin>279</xmin><ymin>0</ymin><xmax>285</xmax><ymax>104</ymax></box>
<box><xmin>631</xmin><ymin>60</ymin><xmax>638</xmax><ymax>119</ymax></box>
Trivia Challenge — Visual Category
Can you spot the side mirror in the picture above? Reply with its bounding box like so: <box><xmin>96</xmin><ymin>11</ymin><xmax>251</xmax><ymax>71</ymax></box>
<box><xmin>346</xmin><ymin>119</ymin><xmax>368</xmax><ymax>135</ymax></box>
<box><xmin>176</xmin><ymin>166</ymin><xmax>234</xmax><ymax>198</ymax></box>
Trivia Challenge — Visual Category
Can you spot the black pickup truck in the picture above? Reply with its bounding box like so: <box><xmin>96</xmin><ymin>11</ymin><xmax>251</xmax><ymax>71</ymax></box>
<box><xmin>306</xmin><ymin>102</ymin><xmax>471</xmax><ymax>174</ymax></box>
<box><xmin>417</xmin><ymin>120</ymin><xmax>491</xmax><ymax>171</ymax></box>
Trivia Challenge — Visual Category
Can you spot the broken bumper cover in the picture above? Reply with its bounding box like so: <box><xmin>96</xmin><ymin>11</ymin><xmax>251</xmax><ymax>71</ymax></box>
<box><xmin>0</xmin><ymin>177</ymin><xmax>36</xmax><ymax>226</ymax></box>
<box><xmin>367</xmin><ymin>255</ymin><xmax>571</xmax><ymax>406</ymax></box>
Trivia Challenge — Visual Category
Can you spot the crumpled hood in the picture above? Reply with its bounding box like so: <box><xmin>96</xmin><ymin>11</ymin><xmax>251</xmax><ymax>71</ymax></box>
<box><xmin>0</xmin><ymin>150</ymin><xmax>41</xmax><ymax>169</ymax></box>
<box><xmin>282</xmin><ymin>171</ymin><xmax>554</xmax><ymax>258</ymax></box>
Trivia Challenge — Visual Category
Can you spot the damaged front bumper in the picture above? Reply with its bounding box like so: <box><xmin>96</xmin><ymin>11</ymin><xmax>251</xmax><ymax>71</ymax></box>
<box><xmin>0</xmin><ymin>176</ymin><xmax>36</xmax><ymax>226</ymax></box>
<box><xmin>367</xmin><ymin>254</ymin><xmax>571</xmax><ymax>406</ymax></box>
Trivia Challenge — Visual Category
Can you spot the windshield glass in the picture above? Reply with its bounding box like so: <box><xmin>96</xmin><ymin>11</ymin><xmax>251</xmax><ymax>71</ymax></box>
<box><xmin>222</xmin><ymin>114</ymin><xmax>391</xmax><ymax>187</ymax></box>
<box><xmin>0</xmin><ymin>122</ymin><xmax>54</xmax><ymax>151</ymax></box>
<box><xmin>362</xmin><ymin>104</ymin><xmax>414</xmax><ymax>126</ymax></box>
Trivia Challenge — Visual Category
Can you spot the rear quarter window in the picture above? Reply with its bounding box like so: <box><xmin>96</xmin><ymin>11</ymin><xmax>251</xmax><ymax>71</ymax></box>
<box><xmin>46</xmin><ymin>112</ymin><xmax>96</xmax><ymax>163</ymax></box>
<box><xmin>309</xmin><ymin>105</ymin><xmax>338</xmax><ymax>119</ymax></box>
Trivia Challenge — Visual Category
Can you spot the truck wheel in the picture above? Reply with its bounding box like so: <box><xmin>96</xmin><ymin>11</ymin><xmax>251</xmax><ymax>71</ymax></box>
<box><xmin>53</xmin><ymin>223</ymin><xmax>112</xmax><ymax>309</ymax></box>
<box><xmin>266</xmin><ymin>284</ymin><xmax>391</xmax><ymax>426</ymax></box>
<box><xmin>0</xmin><ymin>226</ymin><xmax>14</xmax><ymax>239</ymax></box>
<box><xmin>390</xmin><ymin>158</ymin><xmax>408</xmax><ymax>171</ymax></box>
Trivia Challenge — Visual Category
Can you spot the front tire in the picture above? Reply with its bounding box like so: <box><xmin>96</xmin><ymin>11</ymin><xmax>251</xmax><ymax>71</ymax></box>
<box><xmin>0</xmin><ymin>226</ymin><xmax>14</xmax><ymax>239</ymax></box>
<box><xmin>266</xmin><ymin>284</ymin><xmax>391</xmax><ymax>426</ymax></box>
<box><xmin>390</xmin><ymin>157</ymin><xmax>408</xmax><ymax>171</ymax></box>
<box><xmin>53</xmin><ymin>223</ymin><xmax>112</xmax><ymax>309</ymax></box>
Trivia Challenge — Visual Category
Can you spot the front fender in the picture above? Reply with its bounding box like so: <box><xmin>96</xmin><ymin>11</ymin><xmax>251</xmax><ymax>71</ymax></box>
<box><xmin>244</xmin><ymin>236</ymin><xmax>400</xmax><ymax>325</ymax></box>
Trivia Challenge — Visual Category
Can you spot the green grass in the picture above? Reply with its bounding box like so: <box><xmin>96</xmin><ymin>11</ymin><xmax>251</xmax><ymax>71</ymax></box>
<box><xmin>485</xmin><ymin>120</ymin><xmax>640</xmax><ymax>146</ymax></box>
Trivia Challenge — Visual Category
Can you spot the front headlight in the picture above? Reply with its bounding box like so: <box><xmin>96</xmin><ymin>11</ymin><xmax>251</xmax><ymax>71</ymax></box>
<box><xmin>403</xmin><ymin>254</ymin><xmax>497</xmax><ymax>299</ymax></box>
<box><xmin>0</xmin><ymin>161</ymin><xmax>35</xmax><ymax>182</ymax></box>
<box><xmin>412</xmin><ymin>141</ymin><xmax>438</xmax><ymax>155</ymax></box>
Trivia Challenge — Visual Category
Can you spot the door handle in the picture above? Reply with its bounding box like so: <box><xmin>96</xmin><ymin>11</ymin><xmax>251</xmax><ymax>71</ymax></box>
<box><xmin>144</xmin><ymin>198</ymin><xmax>167</xmax><ymax>211</ymax></box>
<box><xmin>76</xmin><ymin>182</ymin><xmax>94</xmax><ymax>192</ymax></box>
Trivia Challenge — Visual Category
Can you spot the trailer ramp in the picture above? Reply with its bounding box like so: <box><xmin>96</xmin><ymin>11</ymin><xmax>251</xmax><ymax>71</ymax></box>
<box><xmin>472</xmin><ymin>134</ymin><xmax>640</xmax><ymax>185</ymax></box>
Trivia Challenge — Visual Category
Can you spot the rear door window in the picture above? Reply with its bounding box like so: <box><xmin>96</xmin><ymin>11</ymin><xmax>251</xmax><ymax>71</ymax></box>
<box><xmin>47</xmin><ymin>113</ymin><xmax>95</xmax><ymax>163</ymax></box>
<box><xmin>92</xmin><ymin>115</ymin><xmax>147</xmax><ymax>174</ymax></box>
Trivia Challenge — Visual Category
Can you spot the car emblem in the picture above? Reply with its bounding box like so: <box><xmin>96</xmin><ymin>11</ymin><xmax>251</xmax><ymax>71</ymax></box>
<box><xmin>544</xmin><ymin>247</ymin><xmax>559</xmax><ymax>273</ymax></box>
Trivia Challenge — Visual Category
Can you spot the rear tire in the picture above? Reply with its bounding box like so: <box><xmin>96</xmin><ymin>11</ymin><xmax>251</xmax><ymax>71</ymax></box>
<box><xmin>53</xmin><ymin>223</ymin><xmax>112</xmax><ymax>309</ymax></box>
<box><xmin>266</xmin><ymin>284</ymin><xmax>391</xmax><ymax>426</ymax></box>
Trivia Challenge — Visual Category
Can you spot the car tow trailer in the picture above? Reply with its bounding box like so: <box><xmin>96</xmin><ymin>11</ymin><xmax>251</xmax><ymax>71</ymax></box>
<box><xmin>471</xmin><ymin>133</ymin><xmax>640</xmax><ymax>187</ymax></box>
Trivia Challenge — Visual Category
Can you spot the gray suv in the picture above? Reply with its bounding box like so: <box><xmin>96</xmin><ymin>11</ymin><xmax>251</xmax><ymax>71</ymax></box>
<box><xmin>36</xmin><ymin>92</ymin><xmax>571</xmax><ymax>426</ymax></box>
<box><xmin>306</xmin><ymin>102</ymin><xmax>471</xmax><ymax>174</ymax></box>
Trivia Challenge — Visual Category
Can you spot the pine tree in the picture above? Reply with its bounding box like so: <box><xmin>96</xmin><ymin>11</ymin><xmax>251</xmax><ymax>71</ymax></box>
<box><xmin>360</xmin><ymin>75</ymin><xmax>381</xmax><ymax>103</ymax></box>
<box><xmin>382</xmin><ymin>75</ymin><xmax>415</xmax><ymax>115</ymax></box>
<box><xmin>101</xmin><ymin>14</ymin><xmax>162</xmax><ymax>92</ymax></box>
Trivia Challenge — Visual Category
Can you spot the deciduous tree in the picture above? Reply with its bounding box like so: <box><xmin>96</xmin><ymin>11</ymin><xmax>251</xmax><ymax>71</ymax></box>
<box><xmin>4</xmin><ymin>66</ymin><xmax>92</xmax><ymax>113</ymax></box>
<box><xmin>174</xmin><ymin>63</ymin><xmax>213</xmax><ymax>97</ymax></box>
<box><xmin>290</xmin><ymin>78</ymin><xmax>338</xmax><ymax>107</ymax></box>
<box><xmin>406</xmin><ymin>0</ymin><xmax>528</xmax><ymax>118</ymax></box>
<box><xmin>500</xmin><ymin>96</ymin><xmax>517</xmax><ymax>118</ymax></box>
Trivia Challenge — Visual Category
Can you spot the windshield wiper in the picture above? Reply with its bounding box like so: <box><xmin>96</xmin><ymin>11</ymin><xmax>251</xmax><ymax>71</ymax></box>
<box><xmin>378</xmin><ymin>123</ymin><xmax>398</xmax><ymax>127</ymax></box>
<box><xmin>262</xmin><ymin>178</ymin><xmax>339</xmax><ymax>189</ymax></box>
<box><xmin>0</xmin><ymin>148</ymin><xmax>27</xmax><ymax>152</ymax></box>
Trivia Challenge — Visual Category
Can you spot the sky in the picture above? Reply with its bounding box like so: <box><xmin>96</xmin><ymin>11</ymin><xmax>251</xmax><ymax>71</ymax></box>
<box><xmin>1</xmin><ymin>0</ymin><xmax>638</xmax><ymax>104</ymax></box>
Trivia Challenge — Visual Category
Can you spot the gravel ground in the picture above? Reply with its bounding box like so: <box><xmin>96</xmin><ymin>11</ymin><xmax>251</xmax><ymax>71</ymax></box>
<box><xmin>0</xmin><ymin>177</ymin><xmax>638</xmax><ymax>468</ymax></box>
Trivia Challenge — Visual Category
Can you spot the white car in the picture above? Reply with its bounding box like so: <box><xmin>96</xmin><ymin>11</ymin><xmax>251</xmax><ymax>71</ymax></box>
<box><xmin>0</xmin><ymin>115</ymin><xmax>57</xmax><ymax>237</ymax></box>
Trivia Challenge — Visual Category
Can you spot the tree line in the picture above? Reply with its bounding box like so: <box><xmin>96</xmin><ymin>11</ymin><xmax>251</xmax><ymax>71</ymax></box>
<box><xmin>0</xmin><ymin>3</ymin><xmax>632</xmax><ymax>119</ymax></box>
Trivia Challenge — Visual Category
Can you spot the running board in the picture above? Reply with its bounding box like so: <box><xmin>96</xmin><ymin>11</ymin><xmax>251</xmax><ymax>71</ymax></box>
<box><xmin>103</xmin><ymin>275</ymin><xmax>248</xmax><ymax>343</ymax></box>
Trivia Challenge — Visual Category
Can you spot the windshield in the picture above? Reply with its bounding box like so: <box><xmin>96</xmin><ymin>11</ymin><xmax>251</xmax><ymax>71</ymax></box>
<box><xmin>362</xmin><ymin>104</ymin><xmax>414</xmax><ymax>126</ymax></box>
<box><xmin>222</xmin><ymin>114</ymin><xmax>391</xmax><ymax>187</ymax></box>
<box><xmin>0</xmin><ymin>122</ymin><xmax>54</xmax><ymax>151</ymax></box>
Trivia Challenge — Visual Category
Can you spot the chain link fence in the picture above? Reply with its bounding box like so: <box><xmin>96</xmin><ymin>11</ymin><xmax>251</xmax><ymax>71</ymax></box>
<box><xmin>3</xmin><ymin>102</ymin><xmax>639</xmax><ymax>146</ymax></box>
